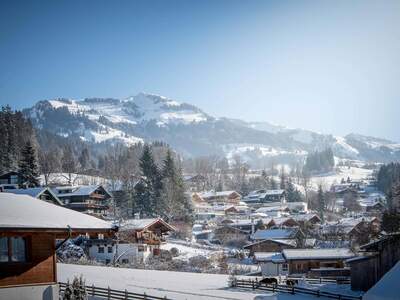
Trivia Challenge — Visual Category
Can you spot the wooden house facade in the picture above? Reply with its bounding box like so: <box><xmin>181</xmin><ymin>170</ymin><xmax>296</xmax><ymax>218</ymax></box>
<box><xmin>244</xmin><ymin>239</ymin><xmax>296</xmax><ymax>257</ymax></box>
<box><xmin>282</xmin><ymin>248</ymin><xmax>354</xmax><ymax>276</ymax></box>
<box><xmin>117</xmin><ymin>218</ymin><xmax>175</xmax><ymax>256</ymax></box>
<box><xmin>347</xmin><ymin>233</ymin><xmax>400</xmax><ymax>291</ymax></box>
<box><xmin>0</xmin><ymin>193</ymin><xmax>115</xmax><ymax>300</ymax></box>
<box><xmin>53</xmin><ymin>185</ymin><xmax>111</xmax><ymax>217</ymax></box>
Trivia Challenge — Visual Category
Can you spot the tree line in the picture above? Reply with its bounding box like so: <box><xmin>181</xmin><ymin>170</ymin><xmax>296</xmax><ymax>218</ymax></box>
<box><xmin>0</xmin><ymin>107</ymin><xmax>191</xmax><ymax>222</ymax></box>
<box><xmin>303</xmin><ymin>148</ymin><xmax>335</xmax><ymax>174</ymax></box>
<box><xmin>0</xmin><ymin>106</ymin><xmax>40</xmax><ymax>186</ymax></box>
<box><xmin>376</xmin><ymin>163</ymin><xmax>400</xmax><ymax>232</ymax></box>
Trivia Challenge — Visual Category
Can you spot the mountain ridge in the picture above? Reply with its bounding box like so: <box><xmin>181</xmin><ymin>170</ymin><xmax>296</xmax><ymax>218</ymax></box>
<box><xmin>22</xmin><ymin>93</ymin><xmax>400</xmax><ymax>166</ymax></box>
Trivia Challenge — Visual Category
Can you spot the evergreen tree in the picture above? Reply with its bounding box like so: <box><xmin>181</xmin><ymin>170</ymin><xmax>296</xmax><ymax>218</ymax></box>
<box><xmin>304</xmin><ymin>148</ymin><xmax>335</xmax><ymax>174</ymax></box>
<box><xmin>18</xmin><ymin>140</ymin><xmax>40</xmax><ymax>187</ymax></box>
<box><xmin>136</xmin><ymin>144</ymin><xmax>163</xmax><ymax>217</ymax></box>
<box><xmin>317</xmin><ymin>184</ymin><xmax>326</xmax><ymax>221</ymax></box>
<box><xmin>286</xmin><ymin>178</ymin><xmax>302</xmax><ymax>202</ymax></box>
<box><xmin>0</xmin><ymin>106</ymin><xmax>35</xmax><ymax>173</ymax></box>
<box><xmin>279</xmin><ymin>166</ymin><xmax>286</xmax><ymax>190</ymax></box>
<box><xmin>161</xmin><ymin>149</ymin><xmax>192</xmax><ymax>222</ymax></box>
<box><xmin>78</xmin><ymin>148</ymin><xmax>90</xmax><ymax>171</ymax></box>
<box><xmin>389</xmin><ymin>181</ymin><xmax>400</xmax><ymax>212</ymax></box>
<box><xmin>382</xmin><ymin>211</ymin><xmax>400</xmax><ymax>233</ymax></box>
<box><xmin>133</xmin><ymin>179</ymin><xmax>151</xmax><ymax>216</ymax></box>
<box><xmin>270</xmin><ymin>177</ymin><xmax>278</xmax><ymax>189</ymax></box>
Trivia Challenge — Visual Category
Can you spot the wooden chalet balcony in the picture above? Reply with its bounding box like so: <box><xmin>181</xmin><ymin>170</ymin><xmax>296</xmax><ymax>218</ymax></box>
<box><xmin>66</xmin><ymin>202</ymin><xmax>109</xmax><ymax>210</ymax></box>
<box><xmin>90</xmin><ymin>193</ymin><xmax>107</xmax><ymax>200</ymax></box>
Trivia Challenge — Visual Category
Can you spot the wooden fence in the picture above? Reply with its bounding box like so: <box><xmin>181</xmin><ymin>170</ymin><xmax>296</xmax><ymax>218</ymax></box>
<box><xmin>231</xmin><ymin>279</ymin><xmax>362</xmax><ymax>300</ymax></box>
<box><xmin>287</xmin><ymin>277</ymin><xmax>351</xmax><ymax>285</ymax></box>
<box><xmin>59</xmin><ymin>282</ymin><xmax>172</xmax><ymax>300</ymax></box>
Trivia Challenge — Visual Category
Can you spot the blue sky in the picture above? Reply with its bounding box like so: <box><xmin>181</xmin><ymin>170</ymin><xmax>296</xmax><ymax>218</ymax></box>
<box><xmin>1</xmin><ymin>0</ymin><xmax>399</xmax><ymax>141</ymax></box>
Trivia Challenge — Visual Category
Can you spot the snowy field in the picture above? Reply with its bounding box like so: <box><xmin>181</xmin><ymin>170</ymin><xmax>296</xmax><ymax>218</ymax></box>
<box><xmin>160</xmin><ymin>241</ymin><xmax>217</xmax><ymax>261</ymax></box>
<box><xmin>58</xmin><ymin>263</ymin><xmax>352</xmax><ymax>300</ymax></box>
<box><xmin>309</xmin><ymin>166</ymin><xmax>373</xmax><ymax>190</ymax></box>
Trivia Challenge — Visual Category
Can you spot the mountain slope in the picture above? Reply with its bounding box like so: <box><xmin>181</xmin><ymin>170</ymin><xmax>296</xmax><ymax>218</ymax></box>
<box><xmin>23</xmin><ymin>93</ymin><xmax>400</xmax><ymax>165</ymax></box>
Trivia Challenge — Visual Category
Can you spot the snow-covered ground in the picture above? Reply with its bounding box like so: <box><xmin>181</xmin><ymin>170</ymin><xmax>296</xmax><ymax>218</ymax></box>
<box><xmin>58</xmin><ymin>263</ymin><xmax>348</xmax><ymax>300</ymax></box>
<box><xmin>309</xmin><ymin>166</ymin><xmax>373</xmax><ymax>189</ymax></box>
<box><xmin>161</xmin><ymin>242</ymin><xmax>217</xmax><ymax>261</ymax></box>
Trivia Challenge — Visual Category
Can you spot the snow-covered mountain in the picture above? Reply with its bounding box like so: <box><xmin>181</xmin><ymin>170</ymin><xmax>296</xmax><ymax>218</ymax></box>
<box><xmin>23</xmin><ymin>93</ymin><xmax>400</xmax><ymax>165</ymax></box>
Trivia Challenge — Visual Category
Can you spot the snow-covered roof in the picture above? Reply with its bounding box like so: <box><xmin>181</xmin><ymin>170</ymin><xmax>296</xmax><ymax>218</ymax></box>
<box><xmin>244</xmin><ymin>238</ymin><xmax>297</xmax><ymax>249</ymax></box>
<box><xmin>282</xmin><ymin>248</ymin><xmax>354</xmax><ymax>260</ymax></box>
<box><xmin>251</xmin><ymin>228</ymin><xmax>299</xmax><ymax>240</ymax></box>
<box><xmin>259</xmin><ymin>189</ymin><xmax>285</xmax><ymax>197</ymax></box>
<box><xmin>358</xmin><ymin>198</ymin><xmax>384</xmax><ymax>207</ymax></box>
<box><xmin>254</xmin><ymin>252</ymin><xmax>285</xmax><ymax>263</ymax></box>
<box><xmin>340</xmin><ymin>216</ymin><xmax>378</xmax><ymax>228</ymax></box>
<box><xmin>0</xmin><ymin>193</ymin><xmax>114</xmax><ymax>232</ymax></box>
<box><xmin>272</xmin><ymin>217</ymin><xmax>298</xmax><ymax>226</ymax></box>
<box><xmin>199</xmin><ymin>190</ymin><xmax>240</xmax><ymax>199</ymax></box>
<box><xmin>255</xmin><ymin>206</ymin><xmax>282</xmax><ymax>213</ymax></box>
<box><xmin>120</xmin><ymin>218</ymin><xmax>175</xmax><ymax>232</ymax></box>
<box><xmin>292</xmin><ymin>214</ymin><xmax>321</xmax><ymax>222</ymax></box>
<box><xmin>5</xmin><ymin>187</ymin><xmax>63</xmax><ymax>205</ymax></box>
<box><xmin>222</xmin><ymin>219</ymin><xmax>258</xmax><ymax>226</ymax></box>
<box><xmin>5</xmin><ymin>187</ymin><xmax>46</xmax><ymax>197</ymax></box>
<box><xmin>53</xmin><ymin>185</ymin><xmax>112</xmax><ymax>198</ymax></box>
<box><xmin>363</xmin><ymin>261</ymin><xmax>400</xmax><ymax>300</ymax></box>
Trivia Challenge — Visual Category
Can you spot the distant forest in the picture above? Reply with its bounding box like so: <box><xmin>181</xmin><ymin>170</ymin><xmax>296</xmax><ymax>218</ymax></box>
<box><xmin>303</xmin><ymin>148</ymin><xmax>335</xmax><ymax>174</ymax></box>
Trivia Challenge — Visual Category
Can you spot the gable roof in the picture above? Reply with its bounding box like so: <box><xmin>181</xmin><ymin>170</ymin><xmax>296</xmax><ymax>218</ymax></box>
<box><xmin>214</xmin><ymin>225</ymin><xmax>250</xmax><ymax>235</ymax></box>
<box><xmin>6</xmin><ymin>187</ymin><xmax>63</xmax><ymax>206</ymax></box>
<box><xmin>292</xmin><ymin>214</ymin><xmax>321</xmax><ymax>223</ymax></box>
<box><xmin>0</xmin><ymin>193</ymin><xmax>114</xmax><ymax>232</ymax></box>
<box><xmin>272</xmin><ymin>217</ymin><xmax>298</xmax><ymax>226</ymax></box>
<box><xmin>199</xmin><ymin>190</ymin><xmax>240</xmax><ymax>199</ymax></box>
<box><xmin>0</xmin><ymin>171</ymin><xmax>21</xmax><ymax>178</ymax></box>
<box><xmin>251</xmin><ymin>228</ymin><xmax>300</xmax><ymax>240</ymax></box>
<box><xmin>259</xmin><ymin>189</ymin><xmax>285</xmax><ymax>197</ymax></box>
<box><xmin>53</xmin><ymin>185</ymin><xmax>112</xmax><ymax>198</ymax></box>
<box><xmin>282</xmin><ymin>248</ymin><xmax>354</xmax><ymax>260</ymax></box>
<box><xmin>120</xmin><ymin>218</ymin><xmax>175</xmax><ymax>232</ymax></box>
<box><xmin>244</xmin><ymin>238</ymin><xmax>297</xmax><ymax>249</ymax></box>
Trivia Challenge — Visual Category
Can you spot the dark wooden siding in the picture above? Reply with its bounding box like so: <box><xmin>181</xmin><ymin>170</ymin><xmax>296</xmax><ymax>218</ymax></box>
<box><xmin>0</xmin><ymin>232</ymin><xmax>56</xmax><ymax>287</ymax></box>
<box><xmin>249</xmin><ymin>240</ymin><xmax>294</xmax><ymax>256</ymax></box>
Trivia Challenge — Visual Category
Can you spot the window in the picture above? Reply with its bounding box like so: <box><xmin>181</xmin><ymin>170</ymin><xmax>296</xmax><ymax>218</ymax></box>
<box><xmin>121</xmin><ymin>259</ymin><xmax>129</xmax><ymax>264</ymax></box>
<box><xmin>11</xmin><ymin>237</ymin><xmax>26</xmax><ymax>262</ymax></box>
<box><xmin>138</xmin><ymin>245</ymin><xmax>144</xmax><ymax>252</ymax></box>
<box><xmin>0</xmin><ymin>237</ymin><xmax>8</xmax><ymax>262</ymax></box>
<box><xmin>98</xmin><ymin>246</ymin><xmax>104</xmax><ymax>253</ymax></box>
<box><xmin>282</xmin><ymin>263</ymin><xmax>288</xmax><ymax>271</ymax></box>
<box><xmin>10</xmin><ymin>175</ymin><xmax>18</xmax><ymax>184</ymax></box>
<box><xmin>0</xmin><ymin>236</ymin><xmax>27</xmax><ymax>263</ymax></box>
<box><xmin>107</xmin><ymin>246</ymin><xmax>113</xmax><ymax>253</ymax></box>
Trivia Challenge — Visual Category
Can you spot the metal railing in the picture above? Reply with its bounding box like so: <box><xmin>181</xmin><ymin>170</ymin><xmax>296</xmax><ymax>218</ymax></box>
<box><xmin>59</xmin><ymin>282</ymin><xmax>172</xmax><ymax>300</ymax></box>
<box><xmin>231</xmin><ymin>278</ymin><xmax>362</xmax><ymax>300</ymax></box>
